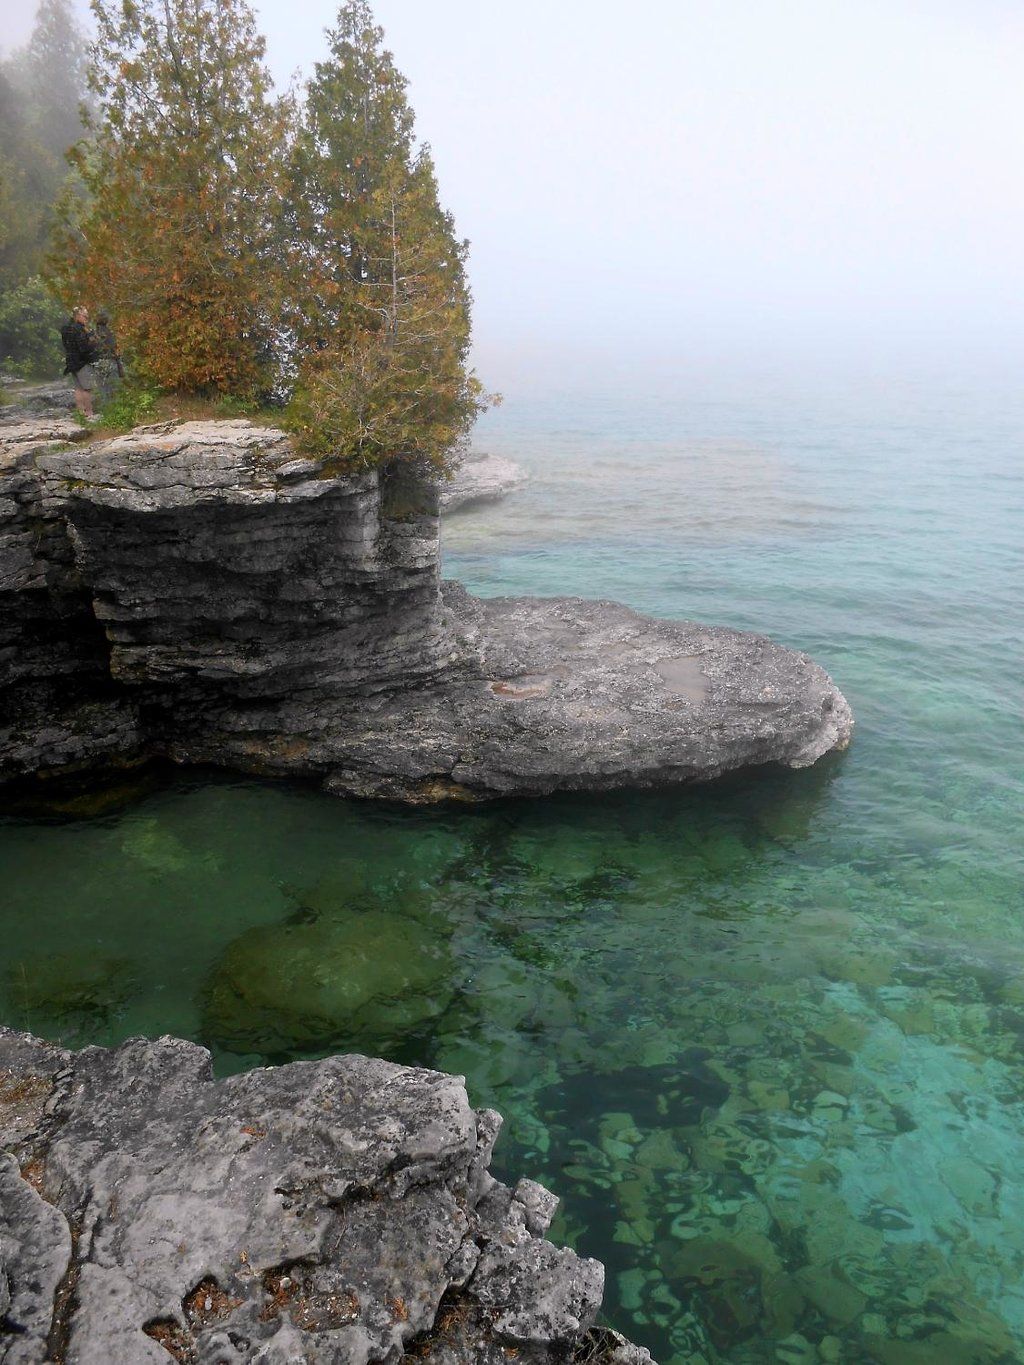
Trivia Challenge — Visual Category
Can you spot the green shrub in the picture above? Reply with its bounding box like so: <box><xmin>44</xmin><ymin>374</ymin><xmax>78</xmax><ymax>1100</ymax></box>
<box><xmin>0</xmin><ymin>275</ymin><xmax>65</xmax><ymax>377</ymax></box>
<box><xmin>214</xmin><ymin>392</ymin><xmax>260</xmax><ymax>419</ymax></box>
<box><xmin>282</xmin><ymin>329</ymin><xmax>487</xmax><ymax>474</ymax></box>
<box><xmin>96</xmin><ymin>381</ymin><xmax>160</xmax><ymax>432</ymax></box>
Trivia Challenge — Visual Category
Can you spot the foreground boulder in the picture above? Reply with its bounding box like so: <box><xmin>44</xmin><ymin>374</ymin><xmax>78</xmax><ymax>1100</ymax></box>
<box><xmin>0</xmin><ymin>1029</ymin><xmax>652</xmax><ymax>1363</ymax></box>
<box><xmin>0</xmin><ymin>414</ymin><xmax>852</xmax><ymax>800</ymax></box>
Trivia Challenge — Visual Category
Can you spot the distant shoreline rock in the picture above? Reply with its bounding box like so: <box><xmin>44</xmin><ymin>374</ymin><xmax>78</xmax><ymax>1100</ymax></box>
<box><xmin>440</xmin><ymin>450</ymin><xmax>528</xmax><ymax>513</ymax></box>
<box><xmin>0</xmin><ymin>1027</ymin><xmax>653</xmax><ymax>1363</ymax></box>
<box><xmin>0</xmin><ymin>376</ymin><xmax>75</xmax><ymax>418</ymax></box>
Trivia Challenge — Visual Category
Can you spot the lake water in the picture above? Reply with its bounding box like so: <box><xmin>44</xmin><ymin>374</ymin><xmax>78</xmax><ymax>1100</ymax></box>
<box><xmin>2</xmin><ymin>362</ymin><xmax>1022</xmax><ymax>1363</ymax></box>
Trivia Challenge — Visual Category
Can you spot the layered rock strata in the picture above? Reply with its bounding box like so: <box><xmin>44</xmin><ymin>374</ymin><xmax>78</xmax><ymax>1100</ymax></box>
<box><xmin>0</xmin><ymin>416</ymin><xmax>143</xmax><ymax>782</ymax></box>
<box><xmin>0</xmin><ymin>1027</ymin><xmax>652</xmax><ymax>1363</ymax></box>
<box><xmin>0</xmin><ymin>413</ymin><xmax>852</xmax><ymax>800</ymax></box>
<box><xmin>39</xmin><ymin>422</ymin><xmax>455</xmax><ymax>695</ymax></box>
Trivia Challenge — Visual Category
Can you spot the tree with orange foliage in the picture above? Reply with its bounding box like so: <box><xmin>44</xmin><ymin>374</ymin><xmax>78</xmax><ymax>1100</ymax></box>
<box><xmin>48</xmin><ymin>0</ymin><xmax>290</xmax><ymax>398</ymax></box>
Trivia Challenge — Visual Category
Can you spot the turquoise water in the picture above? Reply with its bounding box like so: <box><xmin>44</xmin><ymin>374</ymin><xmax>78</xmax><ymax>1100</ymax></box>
<box><xmin>2</xmin><ymin>363</ymin><xmax>1023</xmax><ymax>1362</ymax></box>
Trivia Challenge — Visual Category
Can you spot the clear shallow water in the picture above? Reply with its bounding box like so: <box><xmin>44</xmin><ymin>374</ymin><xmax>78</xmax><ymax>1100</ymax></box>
<box><xmin>2</xmin><ymin>364</ymin><xmax>1023</xmax><ymax>1363</ymax></box>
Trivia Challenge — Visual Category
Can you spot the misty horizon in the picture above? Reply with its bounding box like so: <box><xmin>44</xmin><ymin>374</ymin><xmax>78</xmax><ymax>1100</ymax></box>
<box><xmin>4</xmin><ymin>0</ymin><xmax>1022</xmax><ymax>379</ymax></box>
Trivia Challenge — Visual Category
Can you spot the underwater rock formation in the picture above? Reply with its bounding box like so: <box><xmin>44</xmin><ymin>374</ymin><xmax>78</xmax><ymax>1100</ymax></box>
<box><xmin>204</xmin><ymin>908</ymin><xmax>454</xmax><ymax>1057</ymax></box>
<box><xmin>0</xmin><ymin>1027</ymin><xmax>653</xmax><ymax>1363</ymax></box>
<box><xmin>4</xmin><ymin>953</ymin><xmax>138</xmax><ymax>1039</ymax></box>
<box><xmin>439</xmin><ymin>450</ymin><xmax>528</xmax><ymax>513</ymax></box>
<box><xmin>0</xmin><ymin>404</ymin><xmax>852</xmax><ymax>800</ymax></box>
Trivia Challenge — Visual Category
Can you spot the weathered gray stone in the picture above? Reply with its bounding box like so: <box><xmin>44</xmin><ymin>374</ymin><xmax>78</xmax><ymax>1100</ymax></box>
<box><xmin>0</xmin><ymin>379</ymin><xmax>75</xmax><ymax>421</ymax></box>
<box><xmin>0</xmin><ymin>417</ymin><xmax>82</xmax><ymax>447</ymax></box>
<box><xmin>0</xmin><ymin>412</ymin><xmax>144</xmax><ymax>786</ymax></box>
<box><xmin>0</xmin><ymin>403</ymin><xmax>852</xmax><ymax>800</ymax></box>
<box><xmin>36</xmin><ymin>421</ymin><xmax>453</xmax><ymax>696</ymax></box>
<box><xmin>0</xmin><ymin>1152</ymin><xmax>73</xmax><ymax>1361</ymax></box>
<box><xmin>0</xmin><ymin>1028</ymin><xmax>653</xmax><ymax>1363</ymax></box>
<box><xmin>439</xmin><ymin>450</ymin><xmax>528</xmax><ymax>513</ymax></box>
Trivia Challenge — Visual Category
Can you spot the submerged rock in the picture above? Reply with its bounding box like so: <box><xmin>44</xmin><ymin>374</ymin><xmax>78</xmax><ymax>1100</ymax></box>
<box><xmin>0</xmin><ymin>1027</ymin><xmax>655</xmax><ymax>1363</ymax></box>
<box><xmin>0</xmin><ymin>408</ymin><xmax>852</xmax><ymax>802</ymax></box>
<box><xmin>440</xmin><ymin>449</ymin><xmax>528</xmax><ymax>513</ymax></box>
<box><xmin>204</xmin><ymin>909</ymin><xmax>454</xmax><ymax>1056</ymax></box>
<box><xmin>4</xmin><ymin>953</ymin><xmax>138</xmax><ymax>1038</ymax></box>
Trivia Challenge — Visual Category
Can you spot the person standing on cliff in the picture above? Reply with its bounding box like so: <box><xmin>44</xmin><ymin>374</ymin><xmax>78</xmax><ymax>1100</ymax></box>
<box><xmin>93</xmin><ymin>310</ymin><xmax>125</xmax><ymax>408</ymax></box>
<box><xmin>60</xmin><ymin>306</ymin><xmax>101</xmax><ymax>419</ymax></box>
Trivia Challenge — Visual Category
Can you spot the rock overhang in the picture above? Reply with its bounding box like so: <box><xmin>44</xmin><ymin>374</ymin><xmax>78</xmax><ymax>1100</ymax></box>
<box><xmin>37</xmin><ymin>418</ymin><xmax>376</xmax><ymax>511</ymax></box>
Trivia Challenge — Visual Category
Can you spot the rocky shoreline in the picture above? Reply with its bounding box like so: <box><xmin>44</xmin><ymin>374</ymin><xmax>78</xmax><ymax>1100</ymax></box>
<box><xmin>0</xmin><ymin>390</ymin><xmax>854</xmax><ymax>1362</ymax></box>
<box><xmin>0</xmin><ymin>1027</ymin><xmax>652</xmax><ymax>1363</ymax></box>
<box><xmin>0</xmin><ymin>400</ymin><xmax>852</xmax><ymax>802</ymax></box>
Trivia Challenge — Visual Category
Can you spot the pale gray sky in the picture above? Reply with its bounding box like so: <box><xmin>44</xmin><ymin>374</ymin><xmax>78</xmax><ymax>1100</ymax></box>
<box><xmin>6</xmin><ymin>0</ymin><xmax>1023</xmax><ymax>376</ymax></box>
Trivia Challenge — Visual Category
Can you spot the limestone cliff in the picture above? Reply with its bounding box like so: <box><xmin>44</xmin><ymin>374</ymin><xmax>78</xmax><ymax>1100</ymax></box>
<box><xmin>0</xmin><ymin>414</ymin><xmax>144</xmax><ymax>781</ymax></box>
<box><xmin>0</xmin><ymin>410</ymin><xmax>852</xmax><ymax>800</ymax></box>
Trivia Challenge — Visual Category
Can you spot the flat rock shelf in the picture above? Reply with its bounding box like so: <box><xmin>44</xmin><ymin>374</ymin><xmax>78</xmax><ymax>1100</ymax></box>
<box><xmin>0</xmin><ymin>414</ymin><xmax>852</xmax><ymax>801</ymax></box>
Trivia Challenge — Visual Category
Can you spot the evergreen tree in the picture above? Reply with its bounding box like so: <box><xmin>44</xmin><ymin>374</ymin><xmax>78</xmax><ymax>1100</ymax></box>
<box><xmin>48</xmin><ymin>0</ymin><xmax>291</xmax><ymax>396</ymax></box>
<box><xmin>284</xmin><ymin>1</ymin><xmax>487</xmax><ymax>466</ymax></box>
<box><xmin>0</xmin><ymin>0</ymin><xmax>89</xmax><ymax>286</ymax></box>
<box><xmin>9</xmin><ymin>0</ymin><xmax>91</xmax><ymax>169</ymax></box>
<box><xmin>284</xmin><ymin>0</ymin><xmax>415</xmax><ymax>346</ymax></box>
<box><xmin>0</xmin><ymin>0</ymin><xmax>89</xmax><ymax>373</ymax></box>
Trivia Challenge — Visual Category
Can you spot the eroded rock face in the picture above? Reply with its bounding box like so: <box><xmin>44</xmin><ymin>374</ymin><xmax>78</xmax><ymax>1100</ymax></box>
<box><xmin>0</xmin><ymin>408</ymin><xmax>852</xmax><ymax>800</ymax></box>
<box><xmin>37</xmin><ymin>421</ymin><xmax>457</xmax><ymax>695</ymax></box>
<box><xmin>0</xmin><ymin>414</ymin><xmax>144</xmax><ymax>783</ymax></box>
<box><xmin>0</xmin><ymin>1028</ymin><xmax>653</xmax><ymax>1364</ymax></box>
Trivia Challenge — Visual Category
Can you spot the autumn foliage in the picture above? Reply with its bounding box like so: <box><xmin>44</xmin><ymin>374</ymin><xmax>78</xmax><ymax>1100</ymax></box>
<box><xmin>43</xmin><ymin>0</ymin><xmax>487</xmax><ymax>467</ymax></box>
<box><xmin>49</xmin><ymin>0</ymin><xmax>290</xmax><ymax>398</ymax></box>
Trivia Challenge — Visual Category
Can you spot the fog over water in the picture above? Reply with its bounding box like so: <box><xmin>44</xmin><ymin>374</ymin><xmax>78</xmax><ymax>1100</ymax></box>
<box><xmin>7</xmin><ymin>0</ymin><xmax>1023</xmax><ymax>387</ymax></box>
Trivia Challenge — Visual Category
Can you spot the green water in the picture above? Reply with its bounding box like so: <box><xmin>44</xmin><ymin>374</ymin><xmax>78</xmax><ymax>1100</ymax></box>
<box><xmin>2</xmin><ymin>364</ymin><xmax>1022</xmax><ymax>1363</ymax></box>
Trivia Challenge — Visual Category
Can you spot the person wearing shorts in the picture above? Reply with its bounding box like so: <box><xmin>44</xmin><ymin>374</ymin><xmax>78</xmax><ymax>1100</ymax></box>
<box><xmin>60</xmin><ymin>306</ymin><xmax>101</xmax><ymax>418</ymax></box>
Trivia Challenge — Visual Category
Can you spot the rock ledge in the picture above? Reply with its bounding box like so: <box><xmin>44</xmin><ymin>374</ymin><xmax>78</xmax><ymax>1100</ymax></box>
<box><xmin>439</xmin><ymin>451</ymin><xmax>528</xmax><ymax>513</ymax></box>
<box><xmin>0</xmin><ymin>411</ymin><xmax>852</xmax><ymax>800</ymax></box>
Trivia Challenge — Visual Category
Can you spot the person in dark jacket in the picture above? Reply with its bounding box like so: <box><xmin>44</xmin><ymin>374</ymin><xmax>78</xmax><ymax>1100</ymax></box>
<box><xmin>60</xmin><ymin>306</ymin><xmax>101</xmax><ymax>418</ymax></box>
<box><xmin>93</xmin><ymin>310</ymin><xmax>125</xmax><ymax>407</ymax></box>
